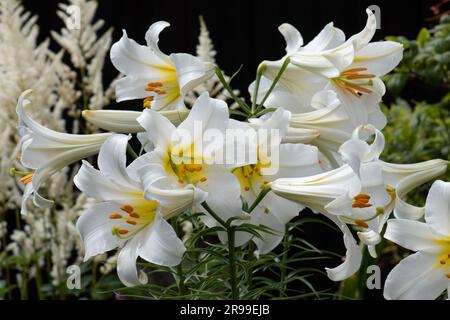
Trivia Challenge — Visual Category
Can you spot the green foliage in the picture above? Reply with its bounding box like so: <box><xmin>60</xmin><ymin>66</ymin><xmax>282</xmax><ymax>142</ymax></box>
<box><xmin>108</xmin><ymin>212</ymin><xmax>339</xmax><ymax>300</ymax></box>
<box><xmin>382</xmin><ymin>15</ymin><xmax>450</xmax><ymax>204</ymax></box>
<box><xmin>384</xmin><ymin>15</ymin><xmax>450</xmax><ymax>93</ymax></box>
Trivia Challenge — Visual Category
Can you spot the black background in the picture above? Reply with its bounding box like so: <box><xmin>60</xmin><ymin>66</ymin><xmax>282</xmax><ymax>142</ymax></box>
<box><xmin>23</xmin><ymin>0</ymin><xmax>437</xmax><ymax>98</ymax></box>
<box><xmin>18</xmin><ymin>0</ymin><xmax>441</xmax><ymax>300</ymax></box>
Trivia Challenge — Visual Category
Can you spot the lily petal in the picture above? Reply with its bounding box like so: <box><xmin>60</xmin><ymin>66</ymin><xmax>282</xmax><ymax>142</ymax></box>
<box><xmin>117</xmin><ymin>234</ymin><xmax>148</xmax><ymax>287</ymax></box>
<box><xmin>278</xmin><ymin>23</ymin><xmax>303</xmax><ymax>54</ymax></box>
<box><xmin>384</xmin><ymin>219</ymin><xmax>439</xmax><ymax>252</ymax></box>
<box><xmin>76</xmin><ymin>202</ymin><xmax>122</xmax><ymax>261</ymax></box>
<box><xmin>424</xmin><ymin>180</ymin><xmax>450</xmax><ymax>238</ymax></box>
<box><xmin>384</xmin><ymin>251</ymin><xmax>447</xmax><ymax>300</ymax></box>
<box><xmin>138</xmin><ymin>216</ymin><xmax>186</xmax><ymax>266</ymax></box>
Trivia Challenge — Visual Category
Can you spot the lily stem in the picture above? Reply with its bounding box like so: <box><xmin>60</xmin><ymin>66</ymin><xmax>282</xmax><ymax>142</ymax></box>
<box><xmin>246</xmin><ymin>185</ymin><xmax>271</xmax><ymax>214</ymax></box>
<box><xmin>201</xmin><ymin>201</ymin><xmax>227</xmax><ymax>228</ymax></box>
<box><xmin>227</xmin><ymin>226</ymin><xmax>239</xmax><ymax>300</ymax></box>
<box><xmin>126</xmin><ymin>144</ymin><xmax>138</xmax><ymax>160</ymax></box>
<box><xmin>201</xmin><ymin>201</ymin><xmax>239</xmax><ymax>299</ymax></box>
<box><xmin>279</xmin><ymin>224</ymin><xmax>290</xmax><ymax>297</ymax></box>
<box><xmin>254</xmin><ymin>57</ymin><xmax>290</xmax><ymax>115</ymax></box>
<box><xmin>215</xmin><ymin>66</ymin><xmax>251</xmax><ymax>114</ymax></box>
<box><xmin>171</xmin><ymin>218</ymin><xmax>186</xmax><ymax>297</ymax></box>
<box><xmin>251</xmin><ymin>64</ymin><xmax>265</xmax><ymax>114</ymax></box>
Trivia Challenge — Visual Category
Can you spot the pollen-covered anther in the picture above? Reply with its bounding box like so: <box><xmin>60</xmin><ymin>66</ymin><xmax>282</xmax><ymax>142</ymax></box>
<box><xmin>352</xmin><ymin>201</ymin><xmax>372</xmax><ymax>208</ymax></box>
<box><xmin>118</xmin><ymin>229</ymin><xmax>129</xmax><ymax>235</ymax></box>
<box><xmin>143</xmin><ymin>96</ymin><xmax>154</xmax><ymax>108</ymax></box>
<box><xmin>19</xmin><ymin>174</ymin><xmax>33</xmax><ymax>184</ymax></box>
<box><xmin>352</xmin><ymin>193</ymin><xmax>372</xmax><ymax>208</ymax></box>
<box><xmin>440</xmin><ymin>260</ymin><xmax>446</xmax><ymax>265</ymax></box>
<box><xmin>109</xmin><ymin>213</ymin><xmax>122</xmax><ymax>219</ymax></box>
<box><xmin>147</xmin><ymin>82</ymin><xmax>163</xmax><ymax>87</ymax></box>
<box><xmin>355</xmin><ymin>220</ymin><xmax>369</xmax><ymax>228</ymax></box>
<box><xmin>199</xmin><ymin>176</ymin><xmax>207</xmax><ymax>182</ymax></box>
<box><xmin>244</xmin><ymin>186</ymin><xmax>250</xmax><ymax>191</ymax></box>
<box><xmin>446</xmin><ymin>274</ymin><xmax>450</xmax><ymax>279</ymax></box>
<box><xmin>129</xmin><ymin>212</ymin><xmax>140</xmax><ymax>218</ymax></box>
<box><xmin>187</xmin><ymin>164</ymin><xmax>203</xmax><ymax>173</ymax></box>
<box><xmin>121</xmin><ymin>204</ymin><xmax>134</xmax><ymax>214</ymax></box>
<box><xmin>126</xmin><ymin>220</ymin><xmax>137</xmax><ymax>225</ymax></box>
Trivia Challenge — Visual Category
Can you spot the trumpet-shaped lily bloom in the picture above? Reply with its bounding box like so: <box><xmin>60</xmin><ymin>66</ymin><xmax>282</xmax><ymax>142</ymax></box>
<box><xmin>383</xmin><ymin>180</ymin><xmax>450</xmax><ymax>300</ymax></box>
<box><xmin>233</xmin><ymin>108</ymin><xmax>323</xmax><ymax>254</ymax></box>
<box><xmin>136</xmin><ymin>92</ymin><xmax>249</xmax><ymax>235</ymax></box>
<box><xmin>82</xmin><ymin>109</ymin><xmax>190</xmax><ymax>133</ymax></box>
<box><xmin>257</xmin><ymin>9</ymin><xmax>402</xmax><ymax>128</ymax></box>
<box><xmin>329</xmin><ymin>125</ymin><xmax>446</xmax><ymax>257</ymax></box>
<box><xmin>111</xmin><ymin>21</ymin><xmax>214</xmax><ymax>111</ymax></box>
<box><xmin>74</xmin><ymin>134</ymin><xmax>192</xmax><ymax>287</ymax></box>
<box><xmin>288</xmin><ymin>90</ymin><xmax>386</xmax><ymax>166</ymax></box>
<box><xmin>270</xmin><ymin>164</ymin><xmax>363</xmax><ymax>280</ymax></box>
<box><xmin>16</xmin><ymin>90</ymin><xmax>113</xmax><ymax>214</ymax></box>
<box><xmin>270</xmin><ymin>124</ymin><xmax>447</xmax><ymax>278</ymax></box>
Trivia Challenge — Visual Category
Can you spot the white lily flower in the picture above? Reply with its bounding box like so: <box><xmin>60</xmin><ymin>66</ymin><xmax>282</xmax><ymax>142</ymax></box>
<box><xmin>136</xmin><ymin>92</ymin><xmax>249</xmax><ymax>235</ymax></box>
<box><xmin>381</xmin><ymin>159</ymin><xmax>449</xmax><ymax>220</ymax></box>
<box><xmin>383</xmin><ymin>180</ymin><xmax>450</xmax><ymax>300</ymax></box>
<box><xmin>270</xmin><ymin>122</ymin><xmax>446</xmax><ymax>277</ymax></box>
<box><xmin>257</xmin><ymin>9</ymin><xmax>402</xmax><ymax>127</ymax></box>
<box><xmin>74</xmin><ymin>134</ymin><xmax>191</xmax><ymax>287</ymax></box>
<box><xmin>16</xmin><ymin>90</ymin><xmax>113</xmax><ymax>213</ymax></box>
<box><xmin>111</xmin><ymin>21</ymin><xmax>214</xmax><ymax>111</ymax></box>
<box><xmin>82</xmin><ymin>109</ymin><xmax>190</xmax><ymax>133</ymax></box>
<box><xmin>270</xmin><ymin>165</ymin><xmax>362</xmax><ymax>280</ymax></box>
<box><xmin>233</xmin><ymin>108</ymin><xmax>323</xmax><ymax>254</ymax></box>
<box><xmin>251</xmin><ymin>16</ymin><xmax>346</xmax><ymax>111</ymax></box>
<box><xmin>289</xmin><ymin>90</ymin><xmax>386</xmax><ymax>166</ymax></box>
<box><xmin>330</xmin><ymin>125</ymin><xmax>446</xmax><ymax>256</ymax></box>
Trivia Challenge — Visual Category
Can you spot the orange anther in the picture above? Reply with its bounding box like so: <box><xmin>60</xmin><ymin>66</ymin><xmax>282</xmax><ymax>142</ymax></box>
<box><xmin>129</xmin><ymin>212</ymin><xmax>140</xmax><ymax>218</ymax></box>
<box><xmin>354</xmin><ymin>194</ymin><xmax>370</xmax><ymax>200</ymax></box>
<box><xmin>126</xmin><ymin>220</ymin><xmax>137</xmax><ymax>225</ymax></box>
<box><xmin>355</xmin><ymin>220</ymin><xmax>369</xmax><ymax>228</ymax></box>
<box><xmin>121</xmin><ymin>205</ymin><xmax>134</xmax><ymax>214</ymax></box>
<box><xmin>118</xmin><ymin>229</ymin><xmax>129</xmax><ymax>235</ymax></box>
<box><xmin>19</xmin><ymin>174</ymin><xmax>33</xmax><ymax>184</ymax></box>
<box><xmin>109</xmin><ymin>213</ymin><xmax>122</xmax><ymax>219</ymax></box>
<box><xmin>199</xmin><ymin>176</ymin><xmax>207</xmax><ymax>182</ymax></box>
<box><xmin>147</xmin><ymin>82</ymin><xmax>163</xmax><ymax>87</ymax></box>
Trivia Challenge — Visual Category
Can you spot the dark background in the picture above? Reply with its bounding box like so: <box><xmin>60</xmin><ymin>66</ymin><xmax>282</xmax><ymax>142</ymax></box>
<box><xmin>23</xmin><ymin>0</ymin><xmax>438</xmax><ymax>98</ymax></box>
<box><xmin>19</xmin><ymin>0</ymin><xmax>441</xmax><ymax>299</ymax></box>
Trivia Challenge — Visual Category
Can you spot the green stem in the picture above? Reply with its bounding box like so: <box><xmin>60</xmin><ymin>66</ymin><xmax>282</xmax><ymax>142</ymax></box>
<box><xmin>201</xmin><ymin>201</ymin><xmax>239</xmax><ymax>299</ymax></box>
<box><xmin>254</xmin><ymin>57</ymin><xmax>290</xmax><ymax>114</ymax></box>
<box><xmin>279</xmin><ymin>224</ymin><xmax>290</xmax><ymax>297</ymax></box>
<box><xmin>171</xmin><ymin>218</ymin><xmax>186</xmax><ymax>297</ymax></box>
<box><xmin>201</xmin><ymin>202</ymin><xmax>227</xmax><ymax>227</ymax></box>
<box><xmin>34</xmin><ymin>262</ymin><xmax>45</xmax><ymax>300</ymax></box>
<box><xmin>246</xmin><ymin>186</ymin><xmax>271</xmax><ymax>214</ymax></box>
<box><xmin>227</xmin><ymin>226</ymin><xmax>239</xmax><ymax>300</ymax></box>
<box><xmin>251</xmin><ymin>64</ymin><xmax>265</xmax><ymax>114</ymax></box>
<box><xmin>215</xmin><ymin>67</ymin><xmax>251</xmax><ymax>114</ymax></box>
<box><xmin>127</xmin><ymin>144</ymin><xmax>139</xmax><ymax>160</ymax></box>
